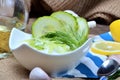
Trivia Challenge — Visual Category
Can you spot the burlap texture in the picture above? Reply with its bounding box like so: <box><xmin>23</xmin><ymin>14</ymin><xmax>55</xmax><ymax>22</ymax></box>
<box><xmin>29</xmin><ymin>0</ymin><xmax>120</xmax><ymax>24</ymax></box>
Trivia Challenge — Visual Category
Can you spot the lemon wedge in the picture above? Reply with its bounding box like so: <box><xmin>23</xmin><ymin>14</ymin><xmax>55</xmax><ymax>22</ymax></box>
<box><xmin>90</xmin><ymin>41</ymin><xmax>120</xmax><ymax>56</ymax></box>
<box><xmin>110</xmin><ymin>19</ymin><xmax>120</xmax><ymax>42</ymax></box>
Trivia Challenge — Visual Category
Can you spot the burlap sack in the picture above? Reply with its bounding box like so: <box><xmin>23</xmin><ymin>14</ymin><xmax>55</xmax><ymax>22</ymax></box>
<box><xmin>29</xmin><ymin>0</ymin><xmax>120</xmax><ymax>24</ymax></box>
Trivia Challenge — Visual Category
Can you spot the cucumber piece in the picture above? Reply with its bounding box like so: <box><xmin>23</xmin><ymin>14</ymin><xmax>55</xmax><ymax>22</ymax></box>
<box><xmin>32</xmin><ymin>16</ymin><xmax>63</xmax><ymax>38</ymax></box>
<box><xmin>76</xmin><ymin>17</ymin><xmax>89</xmax><ymax>46</ymax></box>
<box><xmin>51</xmin><ymin>11</ymin><xmax>78</xmax><ymax>42</ymax></box>
<box><xmin>51</xmin><ymin>11</ymin><xmax>78</xmax><ymax>31</ymax></box>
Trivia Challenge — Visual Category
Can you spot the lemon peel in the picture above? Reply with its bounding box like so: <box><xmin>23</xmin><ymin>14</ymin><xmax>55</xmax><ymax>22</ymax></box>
<box><xmin>110</xmin><ymin>19</ymin><xmax>120</xmax><ymax>42</ymax></box>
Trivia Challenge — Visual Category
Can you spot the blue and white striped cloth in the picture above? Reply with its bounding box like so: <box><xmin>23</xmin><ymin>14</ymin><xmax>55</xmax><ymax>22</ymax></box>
<box><xmin>55</xmin><ymin>32</ymin><xmax>114</xmax><ymax>78</ymax></box>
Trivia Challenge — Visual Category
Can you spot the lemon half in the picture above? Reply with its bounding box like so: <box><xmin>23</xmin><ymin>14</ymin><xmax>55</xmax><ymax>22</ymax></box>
<box><xmin>110</xmin><ymin>19</ymin><xmax>120</xmax><ymax>42</ymax></box>
<box><xmin>90</xmin><ymin>41</ymin><xmax>120</xmax><ymax>56</ymax></box>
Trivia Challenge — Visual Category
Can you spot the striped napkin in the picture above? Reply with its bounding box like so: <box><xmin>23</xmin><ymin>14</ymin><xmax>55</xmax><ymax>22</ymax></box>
<box><xmin>53</xmin><ymin>32</ymin><xmax>114</xmax><ymax>78</ymax></box>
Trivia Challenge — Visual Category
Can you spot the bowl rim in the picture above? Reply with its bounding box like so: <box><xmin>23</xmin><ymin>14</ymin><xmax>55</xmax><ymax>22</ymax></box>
<box><xmin>10</xmin><ymin>28</ymin><xmax>93</xmax><ymax>57</ymax></box>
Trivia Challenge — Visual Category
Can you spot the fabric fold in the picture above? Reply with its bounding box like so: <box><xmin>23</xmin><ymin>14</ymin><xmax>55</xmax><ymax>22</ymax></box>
<box><xmin>29</xmin><ymin>0</ymin><xmax>120</xmax><ymax>24</ymax></box>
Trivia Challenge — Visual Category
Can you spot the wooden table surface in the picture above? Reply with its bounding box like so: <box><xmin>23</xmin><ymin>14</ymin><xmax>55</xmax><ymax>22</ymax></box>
<box><xmin>0</xmin><ymin>19</ymin><xmax>109</xmax><ymax>80</ymax></box>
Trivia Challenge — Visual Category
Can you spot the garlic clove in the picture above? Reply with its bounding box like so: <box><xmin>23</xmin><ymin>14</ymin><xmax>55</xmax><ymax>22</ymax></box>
<box><xmin>29</xmin><ymin>67</ymin><xmax>51</xmax><ymax>80</ymax></box>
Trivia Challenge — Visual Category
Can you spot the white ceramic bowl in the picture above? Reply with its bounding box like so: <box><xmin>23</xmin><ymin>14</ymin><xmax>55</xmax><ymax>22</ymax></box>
<box><xmin>9</xmin><ymin>28</ymin><xmax>93</xmax><ymax>75</ymax></box>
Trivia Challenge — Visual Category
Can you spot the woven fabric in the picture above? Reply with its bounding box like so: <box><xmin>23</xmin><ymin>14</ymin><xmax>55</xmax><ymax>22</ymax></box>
<box><xmin>29</xmin><ymin>0</ymin><xmax>120</xmax><ymax>24</ymax></box>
